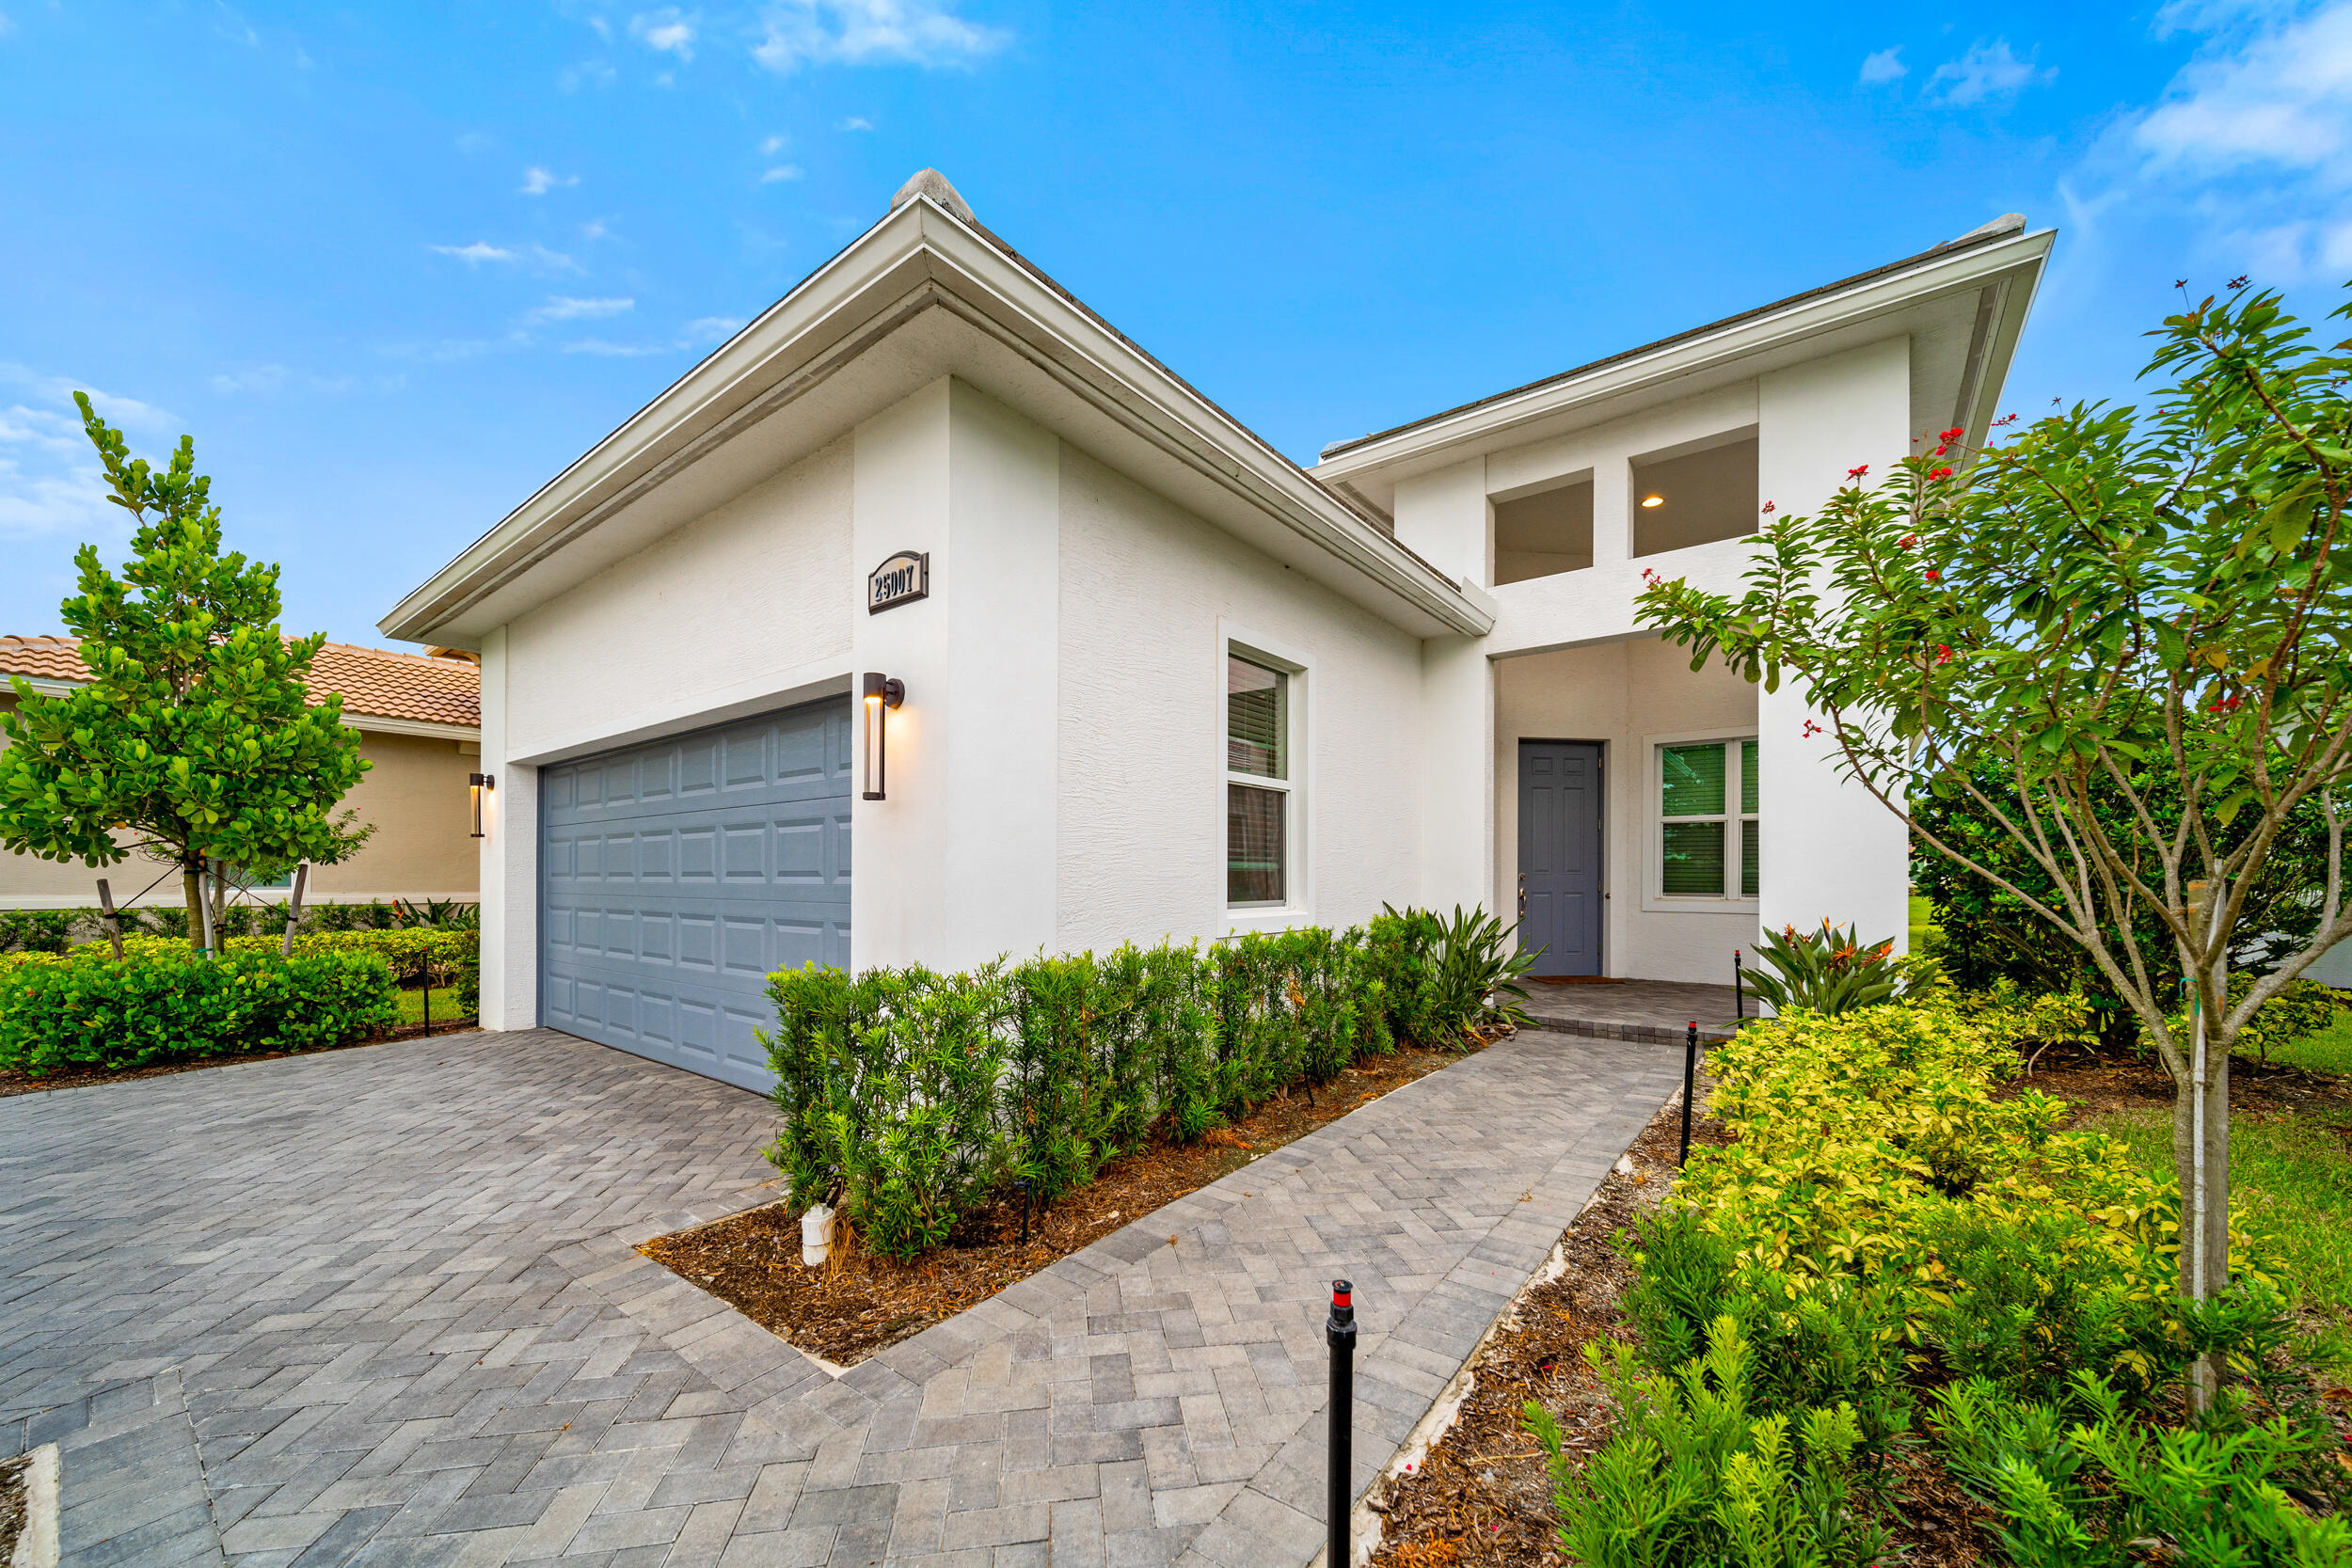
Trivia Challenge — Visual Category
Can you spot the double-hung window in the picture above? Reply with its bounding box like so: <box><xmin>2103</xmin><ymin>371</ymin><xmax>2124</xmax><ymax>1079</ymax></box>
<box><xmin>1225</xmin><ymin>651</ymin><xmax>1293</xmax><ymax>907</ymax></box>
<box><xmin>1658</xmin><ymin>738</ymin><xmax>1758</xmax><ymax>899</ymax></box>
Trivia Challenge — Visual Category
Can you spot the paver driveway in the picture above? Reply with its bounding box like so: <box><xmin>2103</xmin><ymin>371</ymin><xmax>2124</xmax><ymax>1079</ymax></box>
<box><xmin>0</xmin><ymin>1025</ymin><xmax>1678</xmax><ymax>1568</ymax></box>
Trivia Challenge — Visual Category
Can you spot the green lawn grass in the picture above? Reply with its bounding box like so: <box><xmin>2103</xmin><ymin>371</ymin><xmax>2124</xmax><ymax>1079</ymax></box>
<box><xmin>2086</xmin><ymin>1082</ymin><xmax>2352</xmax><ymax>1379</ymax></box>
<box><xmin>1908</xmin><ymin>892</ymin><xmax>1936</xmax><ymax>957</ymax></box>
<box><xmin>392</xmin><ymin>984</ymin><xmax>474</xmax><ymax>1028</ymax></box>
<box><xmin>2250</xmin><ymin>1010</ymin><xmax>2352</xmax><ymax>1076</ymax></box>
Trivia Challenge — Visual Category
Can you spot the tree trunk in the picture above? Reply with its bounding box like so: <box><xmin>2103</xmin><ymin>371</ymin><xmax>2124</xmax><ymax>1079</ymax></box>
<box><xmin>182</xmin><ymin>864</ymin><xmax>209</xmax><ymax>953</ymax></box>
<box><xmin>2170</xmin><ymin>1011</ymin><xmax>2233</xmax><ymax>1412</ymax></box>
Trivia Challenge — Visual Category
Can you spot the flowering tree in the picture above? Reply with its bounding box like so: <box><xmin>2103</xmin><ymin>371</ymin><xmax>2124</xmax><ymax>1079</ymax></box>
<box><xmin>1631</xmin><ymin>280</ymin><xmax>2352</xmax><ymax>1402</ymax></box>
<box><xmin>0</xmin><ymin>395</ymin><xmax>371</xmax><ymax>949</ymax></box>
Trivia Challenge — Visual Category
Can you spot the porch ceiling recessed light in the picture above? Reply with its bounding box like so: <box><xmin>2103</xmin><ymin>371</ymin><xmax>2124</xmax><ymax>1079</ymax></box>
<box><xmin>1641</xmin><ymin>493</ymin><xmax>1665</xmax><ymax>508</ymax></box>
<box><xmin>861</xmin><ymin>672</ymin><xmax>906</xmax><ymax>801</ymax></box>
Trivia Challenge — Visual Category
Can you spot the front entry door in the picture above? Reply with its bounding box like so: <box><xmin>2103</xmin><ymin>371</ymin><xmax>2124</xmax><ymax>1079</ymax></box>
<box><xmin>1518</xmin><ymin>740</ymin><xmax>1603</xmax><ymax>976</ymax></box>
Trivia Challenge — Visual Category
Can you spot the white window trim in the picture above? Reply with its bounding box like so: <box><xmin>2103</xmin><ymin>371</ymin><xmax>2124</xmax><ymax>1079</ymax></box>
<box><xmin>1219</xmin><ymin>621</ymin><xmax>1313</xmax><ymax>932</ymax></box>
<box><xmin>1642</xmin><ymin>727</ymin><xmax>1760</xmax><ymax>915</ymax></box>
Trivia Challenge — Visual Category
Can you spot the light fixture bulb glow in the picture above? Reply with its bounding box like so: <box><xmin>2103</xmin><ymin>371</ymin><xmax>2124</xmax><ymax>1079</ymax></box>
<box><xmin>1641</xmin><ymin>493</ymin><xmax>1665</xmax><ymax>508</ymax></box>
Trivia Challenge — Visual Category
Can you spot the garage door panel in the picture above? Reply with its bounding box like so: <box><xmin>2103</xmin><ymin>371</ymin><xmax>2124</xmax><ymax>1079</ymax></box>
<box><xmin>543</xmin><ymin>697</ymin><xmax>848</xmax><ymax>1093</ymax></box>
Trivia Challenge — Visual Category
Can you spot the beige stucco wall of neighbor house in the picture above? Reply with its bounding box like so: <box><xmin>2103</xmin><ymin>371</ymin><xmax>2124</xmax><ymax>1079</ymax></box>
<box><xmin>0</xmin><ymin>692</ymin><xmax>479</xmax><ymax>908</ymax></box>
<box><xmin>308</xmin><ymin>730</ymin><xmax>482</xmax><ymax>899</ymax></box>
<box><xmin>1056</xmin><ymin>442</ymin><xmax>1426</xmax><ymax>955</ymax></box>
<box><xmin>1494</xmin><ymin>637</ymin><xmax>1758</xmax><ymax>984</ymax></box>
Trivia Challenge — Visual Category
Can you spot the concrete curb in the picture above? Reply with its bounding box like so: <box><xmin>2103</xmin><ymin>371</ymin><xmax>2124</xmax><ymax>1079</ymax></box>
<box><xmin>9</xmin><ymin>1444</ymin><xmax>57</xmax><ymax>1568</ymax></box>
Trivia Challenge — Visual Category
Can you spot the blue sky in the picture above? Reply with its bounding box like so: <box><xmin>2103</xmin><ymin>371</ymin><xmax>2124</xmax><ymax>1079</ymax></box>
<box><xmin>3</xmin><ymin>0</ymin><xmax>2345</xmax><ymax>647</ymax></box>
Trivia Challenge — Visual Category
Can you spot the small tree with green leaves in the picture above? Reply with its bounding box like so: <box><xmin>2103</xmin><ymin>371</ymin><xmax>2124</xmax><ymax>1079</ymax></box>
<box><xmin>1633</xmin><ymin>279</ymin><xmax>2352</xmax><ymax>1408</ymax></box>
<box><xmin>0</xmin><ymin>395</ymin><xmax>371</xmax><ymax>949</ymax></box>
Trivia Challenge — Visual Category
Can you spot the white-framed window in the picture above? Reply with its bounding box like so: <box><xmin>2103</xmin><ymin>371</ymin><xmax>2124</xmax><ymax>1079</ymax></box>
<box><xmin>1224</xmin><ymin>638</ymin><xmax>1305</xmax><ymax>911</ymax></box>
<box><xmin>1655</xmin><ymin>736</ymin><xmax>1758</xmax><ymax>901</ymax></box>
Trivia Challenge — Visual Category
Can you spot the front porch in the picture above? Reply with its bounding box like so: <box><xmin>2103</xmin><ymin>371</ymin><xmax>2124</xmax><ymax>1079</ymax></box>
<box><xmin>1519</xmin><ymin>976</ymin><xmax>1746</xmax><ymax>1043</ymax></box>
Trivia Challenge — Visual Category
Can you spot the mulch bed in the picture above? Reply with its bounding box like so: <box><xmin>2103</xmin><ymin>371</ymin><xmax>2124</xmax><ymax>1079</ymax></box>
<box><xmin>2010</xmin><ymin>1034</ymin><xmax>2352</xmax><ymax>1122</ymax></box>
<box><xmin>0</xmin><ymin>1019</ymin><xmax>481</xmax><ymax>1098</ymax></box>
<box><xmin>641</xmin><ymin>1037</ymin><xmax>1501</xmax><ymax>1367</ymax></box>
<box><xmin>0</xmin><ymin>1451</ymin><xmax>26</xmax><ymax>1567</ymax></box>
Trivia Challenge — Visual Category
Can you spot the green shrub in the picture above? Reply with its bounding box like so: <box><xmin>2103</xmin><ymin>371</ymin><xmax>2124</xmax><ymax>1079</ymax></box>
<box><xmin>1526</xmin><ymin>1316</ymin><xmax>1891</xmax><ymax>1568</ymax></box>
<box><xmin>1427</xmin><ymin>904</ymin><xmax>1535</xmax><ymax>1039</ymax></box>
<box><xmin>0</xmin><ymin>947</ymin><xmax>398</xmax><ymax>1074</ymax></box>
<box><xmin>0</xmin><ymin>910</ymin><xmax>76</xmax><ymax>954</ymax></box>
<box><xmin>1740</xmin><ymin>921</ymin><xmax>1906</xmax><ymax>1016</ymax></box>
<box><xmin>1365</xmin><ymin>905</ymin><xmax>1443</xmax><ymax>1046</ymax></box>
<box><xmin>761</xmin><ymin>911</ymin><xmax>1464</xmax><ymax>1259</ymax></box>
<box><xmin>1933</xmin><ymin>1370</ymin><xmax>2350</xmax><ymax>1566</ymax></box>
<box><xmin>2153</xmin><ymin>974</ymin><xmax>2345</xmax><ymax>1068</ymax></box>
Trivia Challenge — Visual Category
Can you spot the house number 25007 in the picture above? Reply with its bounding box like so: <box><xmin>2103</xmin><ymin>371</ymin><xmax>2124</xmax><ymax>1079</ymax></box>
<box><xmin>867</xmin><ymin>550</ymin><xmax>930</xmax><ymax>613</ymax></box>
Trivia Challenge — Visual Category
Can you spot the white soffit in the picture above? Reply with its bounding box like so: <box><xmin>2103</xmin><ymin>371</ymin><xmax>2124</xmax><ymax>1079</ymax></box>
<box><xmin>379</xmin><ymin>198</ymin><xmax>1492</xmax><ymax>647</ymax></box>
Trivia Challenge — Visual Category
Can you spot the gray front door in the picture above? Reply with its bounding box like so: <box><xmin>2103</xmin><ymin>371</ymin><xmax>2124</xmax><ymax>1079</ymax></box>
<box><xmin>1518</xmin><ymin>739</ymin><xmax>1603</xmax><ymax>976</ymax></box>
<box><xmin>539</xmin><ymin>697</ymin><xmax>852</xmax><ymax>1092</ymax></box>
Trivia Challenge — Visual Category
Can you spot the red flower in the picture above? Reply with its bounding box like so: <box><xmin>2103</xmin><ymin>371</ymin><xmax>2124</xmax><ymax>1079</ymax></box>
<box><xmin>1847</xmin><ymin>464</ymin><xmax>1870</xmax><ymax>480</ymax></box>
<box><xmin>1803</xmin><ymin>719</ymin><xmax>1823</xmax><ymax>737</ymax></box>
<box><xmin>1931</xmin><ymin>445</ymin><xmax>1948</xmax><ymax>458</ymax></box>
<box><xmin>1898</xmin><ymin>534</ymin><xmax>1916</xmax><ymax>548</ymax></box>
<box><xmin>1994</xmin><ymin>413</ymin><xmax>2018</xmax><ymax>427</ymax></box>
<box><xmin>1926</xmin><ymin>568</ymin><xmax>1942</xmax><ymax>582</ymax></box>
<box><xmin>1935</xmin><ymin>644</ymin><xmax>1953</xmax><ymax>665</ymax></box>
<box><xmin>2209</xmin><ymin>693</ymin><xmax>2242</xmax><ymax>713</ymax></box>
<box><xmin>1931</xmin><ymin>467</ymin><xmax>1953</xmax><ymax>480</ymax></box>
<box><xmin>1760</xmin><ymin>500</ymin><xmax>1776</xmax><ymax>515</ymax></box>
<box><xmin>1939</xmin><ymin>426</ymin><xmax>1964</xmax><ymax>443</ymax></box>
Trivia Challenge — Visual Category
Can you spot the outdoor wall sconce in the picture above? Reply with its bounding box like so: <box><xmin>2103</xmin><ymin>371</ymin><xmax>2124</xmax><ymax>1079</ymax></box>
<box><xmin>1640</xmin><ymin>493</ymin><xmax>1665</xmax><ymax>508</ymax></box>
<box><xmin>862</xmin><ymin>673</ymin><xmax>905</xmax><ymax>801</ymax></box>
<box><xmin>469</xmin><ymin>772</ymin><xmax>494</xmax><ymax>838</ymax></box>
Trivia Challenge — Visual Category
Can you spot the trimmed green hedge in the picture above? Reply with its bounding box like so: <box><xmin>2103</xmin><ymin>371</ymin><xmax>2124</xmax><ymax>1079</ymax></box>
<box><xmin>0</xmin><ymin>947</ymin><xmax>400</xmax><ymax>1075</ymax></box>
<box><xmin>765</xmin><ymin>909</ymin><xmax>1494</xmax><ymax>1259</ymax></box>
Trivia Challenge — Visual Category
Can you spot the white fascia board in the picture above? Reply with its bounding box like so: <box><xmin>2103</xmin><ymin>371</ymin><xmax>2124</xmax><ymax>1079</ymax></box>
<box><xmin>379</xmin><ymin>198</ymin><xmax>1491</xmax><ymax>646</ymax></box>
<box><xmin>1313</xmin><ymin>229</ymin><xmax>2056</xmax><ymax>487</ymax></box>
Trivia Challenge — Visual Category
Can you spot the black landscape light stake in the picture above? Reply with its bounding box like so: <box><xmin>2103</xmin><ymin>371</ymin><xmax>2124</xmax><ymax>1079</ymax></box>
<box><xmin>1679</xmin><ymin>1022</ymin><xmax>1700</xmax><ymax>1167</ymax></box>
<box><xmin>1327</xmin><ymin>1279</ymin><xmax>1358</xmax><ymax>1568</ymax></box>
<box><xmin>1732</xmin><ymin>950</ymin><xmax>1744</xmax><ymax>1022</ymax></box>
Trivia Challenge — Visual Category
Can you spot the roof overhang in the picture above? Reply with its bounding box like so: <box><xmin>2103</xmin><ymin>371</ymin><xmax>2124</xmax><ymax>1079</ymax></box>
<box><xmin>380</xmin><ymin>197</ymin><xmax>1494</xmax><ymax>647</ymax></box>
<box><xmin>1310</xmin><ymin>225</ymin><xmax>2054</xmax><ymax>509</ymax></box>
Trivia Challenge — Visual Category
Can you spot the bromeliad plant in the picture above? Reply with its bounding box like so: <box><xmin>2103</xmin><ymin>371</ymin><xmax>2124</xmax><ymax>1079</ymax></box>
<box><xmin>1636</xmin><ymin>279</ymin><xmax>2352</xmax><ymax>1404</ymax></box>
<box><xmin>1740</xmin><ymin>920</ymin><xmax>1906</xmax><ymax>1016</ymax></box>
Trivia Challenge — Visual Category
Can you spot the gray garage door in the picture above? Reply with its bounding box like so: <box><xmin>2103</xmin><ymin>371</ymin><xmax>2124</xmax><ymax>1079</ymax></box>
<box><xmin>539</xmin><ymin>697</ymin><xmax>851</xmax><ymax>1092</ymax></box>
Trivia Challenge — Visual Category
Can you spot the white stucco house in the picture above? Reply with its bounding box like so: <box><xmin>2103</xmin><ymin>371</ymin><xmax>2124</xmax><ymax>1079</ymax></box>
<box><xmin>382</xmin><ymin>169</ymin><xmax>2052</xmax><ymax>1091</ymax></box>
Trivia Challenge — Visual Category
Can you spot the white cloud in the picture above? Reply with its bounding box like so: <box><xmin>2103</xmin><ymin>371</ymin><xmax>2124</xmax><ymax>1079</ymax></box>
<box><xmin>564</xmin><ymin>315</ymin><xmax>753</xmax><ymax>356</ymax></box>
<box><xmin>208</xmin><ymin>365</ymin><xmax>361</xmax><ymax>396</ymax></box>
<box><xmin>430</xmin><ymin>241</ymin><xmax>516</xmax><ymax>265</ymax></box>
<box><xmin>0</xmin><ymin>367</ymin><xmax>179</xmax><ymax>543</ymax></box>
<box><xmin>520</xmin><ymin>166</ymin><xmax>580</xmax><ymax>196</ymax></box>
<box><xmin>759</xmin><ymin>164</ymin><xmax>803</xmax><ymax>182</ymax></box>
<box><xmin>213</xmin><ymin>1</ymin><xmax>259</xmax><ymax>47</ymax></box>
<box><xmin>581</xmin><ymin>218</ymin><xmax>611</xmax><ymax>240</ymax></box>
<box><xmin>631</xmin><ymin>7</ymin><xmax>697</xmax><ymax>57</ymax></box>
<box><xmin>841</xmin><ymin>115</ymin><xmax>875</xmax><ymax>130</ymax></box>
<box><xmin>559</xmin><ymin>58</ymin><xmax>617</xmax><ymax>91</ymax></box>
<box><xmin>681</xmin><ymin>315</ymin><xmax>746</xmax><ymax>343</ymax></box>
<box><xmin>0</xmin><ymin>12</ymin><xmax>20</xmax><ymax>40</ymax></box>
<box><xmin>428</xmin><ymin>241</ymin><xmax>582</xmax><ymax>274</ymax></box>
<box><xmin>563</xmin><ymin>338</ymin><xmax>674</xmax><ymax>357</ymax></box>
<box><xmin>1927</xmin><ymin>39</ymin><xmax>2055</xmax><ymax>106</ymax></box>
<box><xmin>1858</xmin><ymin>46</ymin><xmax>1906</xmax><ymax>84</ymax></box>
<box><xmin>753</xmin><ymin>0</ymin><xmax>1007</xmax><ymax>71</ymax></box>
<box><xmin>524</xmin><ymin>295</ymin><xmax>634</xmax><ymax>324</ymax></box>
<box><xmin>2134</xmin><ymin>2</ymin><xmax>2352</xmax><ymax>182</ymax></box>
<box><xmin>761</xmin><ymin>134</ymin><xmax>789</xmax><ymax>154</ymax></box>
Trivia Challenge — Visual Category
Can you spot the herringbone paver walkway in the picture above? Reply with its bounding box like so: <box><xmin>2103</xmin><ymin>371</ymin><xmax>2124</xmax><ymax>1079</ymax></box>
<box><xmin>0</xmin><ymin>1026</ymin><xmax>1678</xmax><ymax>1567</ymax></box>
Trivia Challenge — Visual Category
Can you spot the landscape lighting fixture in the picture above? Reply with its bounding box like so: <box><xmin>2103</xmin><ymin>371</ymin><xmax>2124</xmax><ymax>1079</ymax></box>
<box><xmin>862</xmin><ymin>673</ymin><xmax>905</xmax><ymax>801</ymax></box>
<box><xmin>1641</xmin><ymin>493</ymin><xmax>1665</xmax><ymax>508</ymax></box>
<box><xmin>469</xmin><ymin>772</ymin><xmax>494</xmax><ymax>838</ymax></box>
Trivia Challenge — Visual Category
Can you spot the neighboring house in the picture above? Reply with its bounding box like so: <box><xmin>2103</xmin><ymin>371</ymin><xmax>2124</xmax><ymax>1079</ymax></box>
<box><xmin>382</xmin><ymin>168</ymin><xmax>2050</xmax><ymax>1091</ymax></box>
<box><xmin>0</xmin><ymin>637</ymin><xmax>483</xmax><ymax>910</ymax></box>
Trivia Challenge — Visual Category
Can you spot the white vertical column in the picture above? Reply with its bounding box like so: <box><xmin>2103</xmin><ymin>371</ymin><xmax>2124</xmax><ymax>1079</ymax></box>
<box><xmin>850</xmin><ymin>377</ymin><xmax>1061</xmax><ymax>973</ymax></box>
<box><xmin>943</xmin><ymin>379</ymin><xmax>1059</xmax><ymax>972</ymax></box>
<box><xmin>1394</xmin><ymin>457</ymin><xmax>1497</xmax><ymax>917</ymax></box>
<box><xmin>476</xmin><ymin>625</ymin><xmax>540</xmax><ymax>1030</ymax></box>
<box><xmin>1756</xmin><ymin>336</ymin><xmax>1913</xmax><ymax>951</ymax></box>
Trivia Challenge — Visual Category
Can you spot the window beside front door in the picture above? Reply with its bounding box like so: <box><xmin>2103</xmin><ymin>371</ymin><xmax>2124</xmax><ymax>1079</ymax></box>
<box><xmin>1226</xmin><ymin>650</ymin><xmax>1294</xmax><ymax>907</ymax></box>
<box><xmin>1658</xmin><ymin>737</ymin><xmax>1758</xmax><ymax>899</ymax></box>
